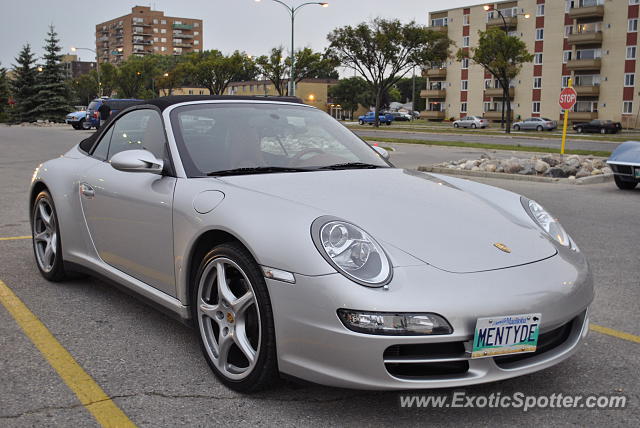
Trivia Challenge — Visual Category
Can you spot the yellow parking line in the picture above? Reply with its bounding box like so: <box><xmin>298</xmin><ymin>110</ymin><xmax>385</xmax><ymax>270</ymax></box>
<box><xmin>0</xmin><ymin>280</ymin><xmax>136</xmax><ymax>428</ymax></box>
<box><xmin>0</xmin><ymin>236</ymin><xmax>31</xmax><ymax>241</ymax></box>
<box><xmin>591</xmin><ymin>323</ymin><xmax>640</xmax><ymax>344</ymax></box>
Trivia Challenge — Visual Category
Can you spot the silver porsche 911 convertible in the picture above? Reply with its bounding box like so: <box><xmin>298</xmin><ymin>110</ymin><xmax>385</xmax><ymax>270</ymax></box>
<box><xmin>30</xmin><ymin>96</ymin><xmax>593</xmax><ymax>392</ymax></box>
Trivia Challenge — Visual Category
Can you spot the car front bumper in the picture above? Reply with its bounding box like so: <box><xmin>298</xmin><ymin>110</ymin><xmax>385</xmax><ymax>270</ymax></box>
<box><xmin>266</xmin><ymin>253</ymin><xmax>593</xmax><ymax>390</ymax></box>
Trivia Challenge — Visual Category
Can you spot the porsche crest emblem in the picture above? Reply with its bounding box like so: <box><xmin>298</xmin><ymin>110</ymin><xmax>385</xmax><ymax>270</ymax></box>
<box><xmin>493</xmin><ymin>243</ymin><xmax>511</xmax><ymax>253</ymax></box>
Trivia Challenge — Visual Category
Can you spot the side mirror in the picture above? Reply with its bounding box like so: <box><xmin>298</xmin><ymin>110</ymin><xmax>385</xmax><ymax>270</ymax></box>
<box><xmin>110</xmin><ymin>149</ymin><xmax>164</xmax><ymax>174</ymax></box>
<box><xmin>373</xmin><ymin>145</ymin><xmax>390</xmax><ymax>160</ymax></box>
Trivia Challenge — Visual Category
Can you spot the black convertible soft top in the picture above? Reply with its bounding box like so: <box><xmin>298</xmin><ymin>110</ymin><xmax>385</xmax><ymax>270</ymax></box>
<box><xmin>78</xmin><ymin>95</ymin><xmax>304</xmax><ymax>153</ymax></box>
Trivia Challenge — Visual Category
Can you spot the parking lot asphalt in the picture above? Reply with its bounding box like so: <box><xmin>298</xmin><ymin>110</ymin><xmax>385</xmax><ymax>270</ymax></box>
<box><xmin>0</xmin><ymin>125</ymin><xmax>638</xmax><ymax>427</ymax></box>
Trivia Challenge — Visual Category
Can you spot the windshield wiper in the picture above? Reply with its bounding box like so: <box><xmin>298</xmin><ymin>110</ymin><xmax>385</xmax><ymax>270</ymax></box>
<box><xmin>206</xmin><ymin>166</ymin><xmax>312</xmax><ymax>176</ymax></box>
<box><xmin>317</xmin><ymin>162</ymin><xmax>383</xmax><ymax>170</ymax></box>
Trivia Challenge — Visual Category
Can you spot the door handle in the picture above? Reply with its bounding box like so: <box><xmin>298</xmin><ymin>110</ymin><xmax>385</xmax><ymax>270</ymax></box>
<box><xmin>80</xmin><ymin>183</ymin><xmax>95</xmax><ymax>198</ymax></box>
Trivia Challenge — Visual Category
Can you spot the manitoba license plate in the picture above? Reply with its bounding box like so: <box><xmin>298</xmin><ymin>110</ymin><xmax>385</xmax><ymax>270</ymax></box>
<box><xmin>471</xmin><ymin>313</ymin><xmax>541</xmax><ymax>358</ymax></box>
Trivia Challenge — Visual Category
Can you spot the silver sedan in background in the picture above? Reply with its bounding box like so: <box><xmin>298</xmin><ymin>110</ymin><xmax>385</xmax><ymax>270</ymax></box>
<box><xmin>453</xmin><ymin>116</ymin><xmax>489</xmax><ymax>129</ymax></box>
<box><xmin>513</xmin><ymin>117</ymin><xmax>558</xmax><ymax>131</ymax></box>
<box><xmin>29</xmin><ymin>96</ymin><xmax>593</xmax><ymax>392</ymax></box>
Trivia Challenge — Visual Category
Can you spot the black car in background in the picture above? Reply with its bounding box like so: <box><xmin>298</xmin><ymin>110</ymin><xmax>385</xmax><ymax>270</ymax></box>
<box><xmin>573</xmin><ymin>119</ymin><xmax>622</xmax><ymax>134</ymax></box>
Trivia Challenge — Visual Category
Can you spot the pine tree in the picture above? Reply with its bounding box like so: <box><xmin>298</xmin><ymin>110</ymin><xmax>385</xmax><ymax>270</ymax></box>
<box><xmin>32</xmin><ymin>25</ymin><xmax>72</xmax><ymax>121</ymax></box>
<box><xmin>0</xmin><ymin>63</ymin><xmax>10</xmax><ymax>121</ymax></box>
<box><xmin>10</xmin><ymin>44</ymin><xmax>39</xmax><ymax>123</ymax></box>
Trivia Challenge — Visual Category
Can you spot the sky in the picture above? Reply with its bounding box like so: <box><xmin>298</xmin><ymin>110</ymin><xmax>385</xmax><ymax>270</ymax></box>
<box><xmin>0</xmin><ymin>0</ymin><xmax>478</xmax><ymax>67</ymax></box>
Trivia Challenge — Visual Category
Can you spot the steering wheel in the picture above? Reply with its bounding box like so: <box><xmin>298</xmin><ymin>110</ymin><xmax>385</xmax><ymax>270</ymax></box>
<box><xmin>289</xmin><ymin>148</ymin><xmax>325</xmax><ymax>166</ymax></box>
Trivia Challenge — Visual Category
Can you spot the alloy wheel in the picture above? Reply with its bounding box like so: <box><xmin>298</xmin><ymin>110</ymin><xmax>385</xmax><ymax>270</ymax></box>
<box><xmin>33</xmin><ymin>198</ymin><xmax>57</xmax><ymax>273</ymax></box>
<box><xmin>197</xmin><ymin>257</ymin><xmax>261</xmax><ymax>381</ymax></box>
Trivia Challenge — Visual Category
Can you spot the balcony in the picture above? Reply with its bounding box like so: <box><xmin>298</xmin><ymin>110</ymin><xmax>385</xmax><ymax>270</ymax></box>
<box><xmin>173</xmin><ymin>42</ymin><xmax>193</xmax><ymax>48</ymax></box>
<box><xmin>133</xmin><ymin>40</ymin><xmax>152</xmax><ymax>45</ymax></box>
<box><xmin>420</xmin><ymin>89</ymin><xmax>446</xmax><ymax>98</ymax></box>
<box><xmin>173</xmin><ymin>32</ymin><xmax>194</xmax><ymax>38</ymax></box>
<box><xmin>484</xmin><ymin>87</ymin><xmax>515</xmax><ymax>97</ymax></box>
<box><xmin>420</xmin><ymin>110</ymin><xmax>446</xmax><ymax>120</ymax></box>
<box><xmin>486</xmin><ymin>16</ymin><xmax>518</xmax><ymax>29</ymax></box>
<box><xmin>484</xmin><ymin>111</ymin><xmax>514</xmax><ymax>120</ymax></box>
<box><xmin>567</xmin><ymin>58</ymin><xmax>601</xmax><ymax>71</ymax></box>
<box><xmin>574</xmin><ymin>85</ymin><xmax>600</xmax><ymax>96</ymax></box>
<box><xmin>569</xmin><ymin>5</ymin><xmax>604</xmax><ymax>19</ymax></box>
<box><xmin>423</xmin><ymin>68</ymin><xmax>447</xmax><ymax>78</ymax></box>
<box><xmin>568</xmin><ymin>31</ymin><xmax>603</xmax><ymax>45</ymax></box>
<box><xmin>568</xmin><ymin>111</ymin><xmax>598</xmax><ymax>121</ymax></box>
<box><xmin>173</xmin><ymin>23</ymin><xmax>193</xmax><ymax>30</ymax></box>
<box><xmin>429</xmin><ymin>25</ymin><xmax>448</xmax><ymax>33</ymax></box>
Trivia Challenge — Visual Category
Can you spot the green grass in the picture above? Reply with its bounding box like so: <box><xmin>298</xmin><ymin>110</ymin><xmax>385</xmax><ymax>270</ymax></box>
<box><xmin>365</xmin><ymin>137</ymin><xmax>612</xmax><ymax>157</ymax></box>
<box><xmin>349</xmin><ymin>124</ymin><xmax>631</xmax><ymax>143</ymax></box>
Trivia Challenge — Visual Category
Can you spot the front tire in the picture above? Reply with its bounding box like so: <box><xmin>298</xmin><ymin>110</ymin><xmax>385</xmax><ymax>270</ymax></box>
<box><xmin>536</xmin><ymin>125</ymin><xmax>543</xmax><ymax>132</ymax></box>
<box><xmin>576</xmin><ymin>126</ymin><xmax>583</xmax><ymax>133</ymax></box>
<box><xmin>471</xmin><ymin>123</ymin><xmax>477</xmax><ymax>129</ymax></box>
<box><xmin>614</xmin><ymin>175</ymin><xmax>638</xmax><ymax>190</ymax></box>
<box><xmin>192</xmin><ymin>243</ymin><xmax>278</xmax><ymax>393</ymax></box>
<box><xmin>359</xmin><ymin>120</ymin><xmax>364</xmax><ymax>125</ymax></box>
<box><xmin>453</xmin><ymin>123</ymin><xmax>459</xmax><ymax>128</ymax></box>
<box><xmin>600</xmin><ymin>128</ymin><xmax>607</xmax><ymax>134</ymax></box>
<box><xmin>32</xmin><ymin>191</ymin><xmax>67</xmax><ymax>281</ymax></box>
<box><xmin>514</xmin><ymin>124</ymin><xmax>520</xmax><ymax>131</ymax></box>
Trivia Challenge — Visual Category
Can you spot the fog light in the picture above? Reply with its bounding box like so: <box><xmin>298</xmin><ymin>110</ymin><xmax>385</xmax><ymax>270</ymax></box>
<box><xmin>337</xmin><ymin>309</ymin><xmax>453</xmax><ymax>335</ymax></box>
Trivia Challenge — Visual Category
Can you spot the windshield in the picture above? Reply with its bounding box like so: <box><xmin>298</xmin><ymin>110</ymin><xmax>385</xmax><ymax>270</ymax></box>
<box><xmin>170</xmin><ymin>103</ymin><xmax>390</xmax><ymax>177</ymax></box>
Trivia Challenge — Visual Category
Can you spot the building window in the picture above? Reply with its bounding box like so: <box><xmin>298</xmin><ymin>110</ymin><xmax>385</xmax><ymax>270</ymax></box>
<box><xmin>462</xmin><ymin>36</ymin><xmax>469</xmax><ymax>47</ymax></box>
<box><xmin>565</xmin><ymin>25</ymin><xmax>572</xmax><ymax>38</ymax></box>
<box><xmin>174</xmin><ymin>20</ymin><xmax>182</xmax><ymax>25</ymax></box>
<box><xmin>461</xmin><ymin>80</ymin><xmax>468</xmax><ymax>90</ymax></box>
<box><xmin>534</xmin><ymin>53</ymin><xmax>543</xmax><ymax>64</ymax></box>
<box><xmin>463</xmin><ymin>14</ymin><xmax>469</xmax><ymax>25</ymax></box>
<box><xmin>161</xmin><ymin>28</ymin><xmax>167</xmax><ymax>34</ymax></box>
<box><xmin>153</xmin><ymin>37</ymin><xmax>159</xmax><ymax>42</ymax></box>
<box><xmin>484</xmin><ymin>79</ymin><xmax>492</xmax><ymax>89</ymax></box>
<box><xmin>483</xmin><ymin>102</ymin><xmax>491</xmax><ymax>112</ymax></box>
<box><xmin>623</xmin><ymin>101</ymin><xmax>633</xmax><ymax>114</ymax></box>
<box><xmin>627</xmin><ymin>46</ymin><xmax>637</xmax><ymax>59</ymax></box>
<box><xmin>629</xmin><ymin>19</ymin><xmax>638</xmax><ymax>32</ymax></box>
<box><xmin>161</xmin><ymin>46</ymin><xmax>167</xmax><ymax>52</ymax></box>
<box><xmin>625</xmin><ymin>73</ymin><xmax>635</xmax><ymax>87</ymax></box>
<box><xmin>536</xmin><ymin>29</ymin><xmax>544</xmax><ymax>40</ymax></box>
<box><xmin>532</xmin><ymin>102</ymin><xmax>541</xmax><ymax>113</ymax></box>
<box><xmin>153</xmin><ymin>19</ymin><xmax>158</xmax><ymax>24</ymax></box>
<box><xmin>194</xmin><ymin>31</ymin><xmax>199</xmax><ymax>36</ymax></box>
<box><xmin>533</xmin><ymin>77</ymin><xmax>542</xmax><ymax>89</ymax></box>
<box><xmin>194</xmin><ymin>49</ymin><xmax>200</xmax><ymax>52</ymax></box>
<box><xmin>153</xmin><ymin>28</ymin><xmax>159</xmax><ymax>33</ymax></box>
<box><xmin>461</xmin><ymin>58</ymin><xmax>469</xmax><ymax>69</ymax></box>
<box><xmin>537</xmin><ymin>4</ymin><xmax>545</xmax><ymax>16</ymax></box>
<box><xmin>161</xmin><ymin>37</ymin><xmax>167</xmax><ymax>43</ymax></box>
<box><xmin>194</xmin><ymin>40</ymin><xmax>199</xmax><ymax>45</ymax></box>
<box><xmin>161</xmin><ymin>19</ymin><xmax>166</xmax><ymax>24</ymax></box>
<box><xmin>631</xmin><ymin>0</ymin><xmax>640</xmax><ymax>4</ymax></box>
<box><xmin>565</xmin><ymin>0</ymin><xmax>572</xmax><ymax>13</ymax></box>
<box><xmin>461</xmin><ymin>102</ymin><xmax>467</xmax><ymax>113</ymax></box>
<box><xmin>562</xmin><ymin>76</ymin><xmax>570</xmax><ymax>88</ymax></box>
<box><xmin>194</xmin><ymin>22</ymin><xmax>199</xmax><ymax>27</ymax></box>
<box><xmin>563</xmin><ymin>50</ymin><xmax>572</xmax><ymax>63</ymax></box>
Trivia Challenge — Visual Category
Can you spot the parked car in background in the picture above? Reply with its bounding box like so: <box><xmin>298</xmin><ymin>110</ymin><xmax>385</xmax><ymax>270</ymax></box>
<box><xmin>453</xmin><ymin>116</ymin><xmax>489</xmax><ymax>129</ymax></box>
<box><xmin>573</xmin><ymin>119</ymin><xmax>622</xmax><ymax>134</ymax></box>
<box><xmin>512</xmin><ymin>117</ymin><xmax>557</xmax><ymax>131</ymax></box>
<box><xmin>358</xmin><ymin>111</ymin><xmax>394</xmax><ymax>125</ymax></box>
<box><xmin>386</xmin><ymin>112</ymin><xmax>412</xmax><ymax>122</ymax></box>
<box><xmin>86</xmin><ymin>98</ymin><xmax>143</xmax><ymax>129</ymax></box>
<box><xmin>606</xmin><ymin>140</ymin><xmax>640</xmax><ymax>190</ymax></box>
<box><xmin>65</xmin><ymin>108</ymin><xmax>88</xmax><ymax>130</ymax></box>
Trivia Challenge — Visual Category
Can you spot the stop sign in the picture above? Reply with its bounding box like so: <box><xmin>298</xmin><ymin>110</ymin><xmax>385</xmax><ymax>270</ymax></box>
<box><xmin>559</xmin><ymin>87</ymin><xmax>577</xmax><ymax>110</ymax></box>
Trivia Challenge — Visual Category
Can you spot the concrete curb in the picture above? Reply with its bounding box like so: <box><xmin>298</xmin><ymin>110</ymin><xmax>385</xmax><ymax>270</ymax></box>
<box><xmin>418</xmin><ymin>166</ymin><xmax>614</xmax><ymax>185</ymax></box>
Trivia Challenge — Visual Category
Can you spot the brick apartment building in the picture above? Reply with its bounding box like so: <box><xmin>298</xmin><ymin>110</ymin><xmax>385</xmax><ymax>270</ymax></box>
<box><xmin>95</xmin><ymin>6</ymin><xmax>203</xmax><ymax>65</ymax></box>
<box><xmin>421</xmin><ymin>0</ymin><xmax>640</xmax><ymax>127</ymax></box>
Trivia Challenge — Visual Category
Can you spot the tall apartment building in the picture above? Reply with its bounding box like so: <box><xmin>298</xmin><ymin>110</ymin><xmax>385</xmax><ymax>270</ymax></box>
<box><xmin>421</xmin><ymin>0</ymin><xmax>640</xmax><ymax>127</ymax></box>
<box><xmin>95</xmin><ymin>6</ymin><xmax>203</xmax><ymax>65</ymax></box>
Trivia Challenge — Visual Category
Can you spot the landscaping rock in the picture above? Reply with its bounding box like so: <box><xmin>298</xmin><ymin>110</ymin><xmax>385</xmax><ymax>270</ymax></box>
<box><xmin>545</xmin><ymin>167</ymin><xmax>567</xmax><ymax>178</ymax></box>
<box><xmin>534</xmin><ymin>160</ymin><xmax>550</xmax><ymax>174</ymax></box>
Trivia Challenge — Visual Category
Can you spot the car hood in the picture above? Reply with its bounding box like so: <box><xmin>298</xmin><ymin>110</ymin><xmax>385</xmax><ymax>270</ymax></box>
<box><xmin>218</xmin><ymin>168</ymin><xmax>557</xmax><ymax>273</ymax></box>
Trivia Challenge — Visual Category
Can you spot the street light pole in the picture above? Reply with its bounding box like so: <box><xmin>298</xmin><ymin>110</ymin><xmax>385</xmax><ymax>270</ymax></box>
<box><xmin>72</xmin><ymin>47</ymin><xmax>101</xmax><ymax>97</ymax></box>
<box><xmin>255</xmin><ymin>0</ymin><xmax>328</xmax><ymax>97</ymax></box>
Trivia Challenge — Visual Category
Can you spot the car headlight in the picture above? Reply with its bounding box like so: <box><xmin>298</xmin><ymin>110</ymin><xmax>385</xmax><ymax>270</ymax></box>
<box><xmin>311</xmin><ymin>217</ymin><xmax>392</xmax><ymax>287</ymax></box>
<box><xmin>521</xmin><ymin>197</ymin><xmax>575</xmax><ymax>249</ymax></box>
<box><xmin>337</xmin><ymin>309</ymin><xmax>453</xmax><ymax>335</ymax></box>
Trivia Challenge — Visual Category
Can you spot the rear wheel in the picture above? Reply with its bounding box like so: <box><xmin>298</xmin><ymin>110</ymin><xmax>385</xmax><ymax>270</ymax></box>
<box><xmin>386</xmin><ymin>121</ymin><xmax>391</xmax><ymax>126</ymax></box>
<box><xmin>192</xmin><ymin>243</ymin><xmax>278</xmax><ymax>393</ymax></box>
<box><xmin>471</xmin><ymin>123</ymin><xmax>477</xmax><ymax>129</ymax></box>
<box><xmin>32</xmin><ymin>191</ymin><xmax>67</xmax><ymax>281</ymax></box>
<box><xmin>600</xmin><ymin>128</ymin><xmax>607</xmax><ymax>134</ymax></box>
<box><xmin>614</xmin><ymin>175</ymin><xmax>638</xmax><ymax>190</ymax></box>
<box><xmin>536</xmin><ymin>125</ymin><xmax>543</xmax><ymax>132</ymax></box>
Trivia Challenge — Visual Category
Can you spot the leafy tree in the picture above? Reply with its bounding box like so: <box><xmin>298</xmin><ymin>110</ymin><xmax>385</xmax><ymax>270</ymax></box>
<box><xmin>10</xmin><ymin>44</ymin><xmax>39</xmax><ymax>122</ymax></box>
<box><xmin>256</xmin><ymin>47</ymin><xmax>288</xmax><ymax>96</ymax></box>
<box><xmin>0</xmin><ymin>63</ymin><xmax>10</xmax><ymax>121</ymax></box>
<box><xmin>184</xmin><ymin>50</ymin><xmax>256</xmax><ymax>95</ymax></box>
<box><xmin>99</xmin><ymin>62</ymin><xmax>118</xmax><ymax>97</ymax></box>
<box><xmin>114</xmin><ymin>56</ymin><xmax>160</xmax><ymax>98</ymax></box>
<box><xmin>31</xmin><ymin>25</ymin><xmax>72</xmax><ymax>121</ymax></box>
<box><xmin>395</xmin><ymin>76</ymin><xmax>426</xmax><ymax>111</ymax></box>
<box><xmin>328</xmin><ymin>77</ymin><xmax>371</xmax><ymax>118</ymax></box>
<box><xmin>327</xmin><ymin>18</ymin><xmax>450</xmax><ymax>126</ymax></box>
<box><xmin>457</xmin><ymin>28</ymin><xmax>533</xmax><ymax>133</ymax></box>
<box><xmin>256</xmin><ymin>47</ymin><xmax>339</xmax><ymax>96</ymax></box>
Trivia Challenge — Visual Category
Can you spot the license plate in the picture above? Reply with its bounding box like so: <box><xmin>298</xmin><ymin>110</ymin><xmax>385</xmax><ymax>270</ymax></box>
<box><xmin>635</xmin><ymin>168</ymin><xmax>640</xmax><ymax>179</ymax></box>
<box><xmin>471</xmin><ymin>313</ymin><xmax>541</xmax><ymax>358</ymax></box>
